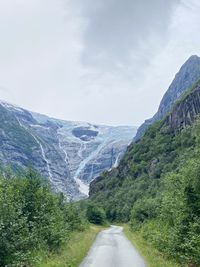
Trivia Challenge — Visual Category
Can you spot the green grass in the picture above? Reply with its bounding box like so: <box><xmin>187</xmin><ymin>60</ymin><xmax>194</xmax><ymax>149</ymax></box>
<box><xmin>123</xmin><ymin>225</ymin><xmax>181</xmax><ymax>267</ymax></box>
<box><xmin>36</xmin><ymin>225</ymin><xmax>104</xmax><ymax>267</ymax></box>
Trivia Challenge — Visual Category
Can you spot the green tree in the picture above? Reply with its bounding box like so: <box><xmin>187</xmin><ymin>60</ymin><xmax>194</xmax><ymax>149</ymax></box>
<box><xmin>86</xmin><ymin>203</ymin><xmax>106</xmax><ymax>225</ymax></box>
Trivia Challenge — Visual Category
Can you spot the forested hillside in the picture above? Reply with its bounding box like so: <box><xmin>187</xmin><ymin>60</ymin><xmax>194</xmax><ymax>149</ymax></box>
<box><xmin>89</xmin><ymin>81</ymin><xmax>200</xmax><ymax>266</ymax></box>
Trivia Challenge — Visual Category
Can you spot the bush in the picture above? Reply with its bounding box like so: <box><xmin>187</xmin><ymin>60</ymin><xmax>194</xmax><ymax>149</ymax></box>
<box><xmin>0</xmin><ymin>168</ymin><xmax>86</xmax><ymax>266</ymax></box>
<box><xmin>86</xmin><ymin>203</ymin><xmax>106</xmax><ymax>225</ymax></box>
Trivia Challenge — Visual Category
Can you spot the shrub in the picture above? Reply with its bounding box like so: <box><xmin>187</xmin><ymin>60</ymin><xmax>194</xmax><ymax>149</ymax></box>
<box><xmin>0</xmin><ymin>168</ymin><xmax>86</xmax><ymax>266</ymax></box>
<box><xmin>86</xmin><ymin>203</ymin><xmax>106</xmax><ymax>225</ymax></box>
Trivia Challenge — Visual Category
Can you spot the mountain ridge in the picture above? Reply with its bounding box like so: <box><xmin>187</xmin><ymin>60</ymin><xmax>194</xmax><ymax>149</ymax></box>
<box><xmin>134</xmin><ymin>55</ymin><xmax>200</xmax><ymax>141</ymax></box>
<box><xmin>89</xmin><ymin>56</ymin><xmax>200</xmax><ymax>213</ymax></box>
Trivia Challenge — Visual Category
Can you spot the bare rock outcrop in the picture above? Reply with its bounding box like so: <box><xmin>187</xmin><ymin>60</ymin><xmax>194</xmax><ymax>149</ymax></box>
<box><xmin>166</xmin><ymin>84</ymin><xmax>200</xmax><ymax>132</ymax></box>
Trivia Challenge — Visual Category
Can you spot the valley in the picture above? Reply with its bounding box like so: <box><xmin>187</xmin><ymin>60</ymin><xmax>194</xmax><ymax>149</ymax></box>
<box><xmin>1</xmin><ymin>55</ymin><xmax>200</xmax><ymax>267</ymax></box>
<box><xmin>1</xmin><ymin>0</ymin><xmax>200</xmax><ymax>266</ymax></box>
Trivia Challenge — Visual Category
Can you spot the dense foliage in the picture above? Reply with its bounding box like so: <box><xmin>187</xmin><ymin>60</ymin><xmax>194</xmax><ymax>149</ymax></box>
<box><xmin>0</xmin><ymin>169</ymin><xmax>86</xmax><ymax>267</ymax></box>
<box><xmin>86</xmin><ymin>202</ymin><xmax>106</xmax><ymax>225</ymax></box>
<box><xmin>90</xmin><ymin>118</ymin><xmax>200</xmax><ymax>265</ymax></box>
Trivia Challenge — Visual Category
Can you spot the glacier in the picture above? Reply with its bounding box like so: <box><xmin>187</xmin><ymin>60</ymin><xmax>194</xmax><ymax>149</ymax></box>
<box><xmin>0</xmin><ymin>100</ymin><xmax>137</xmax><ymax>199</ymax></box>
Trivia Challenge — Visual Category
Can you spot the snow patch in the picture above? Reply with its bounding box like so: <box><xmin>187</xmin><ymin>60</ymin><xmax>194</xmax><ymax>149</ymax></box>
<box><xmin>74</xmin><ymin>178</ymin><xmax>89</xmax><ymax>196</ymax></box>
<box><xmin>0</xmin><ymin>101</ymin><xmax>24</xmax><ymax>113</ymax></box>
<box><xmin>73</xmin><ymin>140</ymin><xmax>108</xmax><ymax>196</ymax></box>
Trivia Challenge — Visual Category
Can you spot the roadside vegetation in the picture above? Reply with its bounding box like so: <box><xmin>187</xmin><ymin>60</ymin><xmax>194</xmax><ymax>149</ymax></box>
<box><xmin>36</xmin><ymin>224</ymin><xmax>104</xmax><ymax>267</ymax></box>
<box><xmin>124</xmin><ymin>225</ymin><xmax>181</xmax><ymax>267</ymax></box>
<box><xmin>0</xmin><ymin>169</ymin><xmax>106</xmax><ymax>267</ymax></box>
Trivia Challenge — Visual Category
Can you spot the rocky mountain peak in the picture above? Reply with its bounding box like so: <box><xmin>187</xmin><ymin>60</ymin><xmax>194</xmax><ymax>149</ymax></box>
<box><xmin>134</xmin><ymin>55</ymin><xmax>200</xmax><ymax>141</ymax></box>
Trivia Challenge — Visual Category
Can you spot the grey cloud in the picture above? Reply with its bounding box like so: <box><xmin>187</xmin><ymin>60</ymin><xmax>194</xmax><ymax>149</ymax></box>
<box><xmin>70</xmin><ymin>0</ymin><xmax>179</xmax><ymax>69</ymax></box>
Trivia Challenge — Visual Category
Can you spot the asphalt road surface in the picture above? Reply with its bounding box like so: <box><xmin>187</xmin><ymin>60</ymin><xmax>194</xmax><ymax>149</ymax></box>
<box><xmin>79</xmin><ymin>225</ymin><xmax>146</xmax><ymax>267</ymax></box>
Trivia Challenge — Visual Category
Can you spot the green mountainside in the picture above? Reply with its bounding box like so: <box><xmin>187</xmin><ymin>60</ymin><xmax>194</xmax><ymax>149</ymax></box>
<box><xmin>89</xmin><ymin>82</ymin><xmax>200</xmax><ymax>265</ymax></box>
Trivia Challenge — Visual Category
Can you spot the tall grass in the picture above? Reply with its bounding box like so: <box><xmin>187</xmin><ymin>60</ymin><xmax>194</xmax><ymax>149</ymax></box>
<box><xmin>36</xmin><ymin>225</ymin><xmax>104</xmax><ymax>267</ymax></box>
<box><xmin>123</xmin><ymin>225</ymin><xmax>182</xmax><ymax>267</ymax></box>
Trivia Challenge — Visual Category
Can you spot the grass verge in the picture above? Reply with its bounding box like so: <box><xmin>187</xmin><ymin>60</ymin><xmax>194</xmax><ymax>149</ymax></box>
<box><xmin>123</xmin><ymin>224</ymin><xmax>181</xmax><ymax>267</ymax></box>
<box><xmin>36</xmin><ymin>225</ymin><xmax>104</xmax><ymax>267</ymax></box>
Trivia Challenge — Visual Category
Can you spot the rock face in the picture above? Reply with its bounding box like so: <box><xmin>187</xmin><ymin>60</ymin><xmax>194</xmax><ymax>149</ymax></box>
<box><xmin>166</xmin><ymin>82</ymin><xmax>200</xmax><ymax>132</ymax></box>
<box><xmin>0</xmin><ymin>101</ymin><xmax>136</xmax><ymax>199</ymax></box>
<box><xmin>134</xmin><ymin>55</ymin><xmax>200</xmax><ymax>141</ymax></box>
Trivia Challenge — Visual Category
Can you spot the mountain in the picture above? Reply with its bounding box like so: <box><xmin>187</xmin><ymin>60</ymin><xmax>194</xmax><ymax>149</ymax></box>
<box><xmin>0</xmin><ymin>100</ymin><xmax>136</xmax><ymax>199</ymax></box>
<box><xmin>90</xmin><ymin>79</ymin><xmax>200</xmax><ymax>203</ymax></box>
<box><xmin>134</xmin><ymin>55</ymin><xmax>200</xmax><ymax>141</ymax></box>
<box><xmin>89</xmin><ymin>71</ymin><xmax>200</xmax><ymax>265</ymax></box>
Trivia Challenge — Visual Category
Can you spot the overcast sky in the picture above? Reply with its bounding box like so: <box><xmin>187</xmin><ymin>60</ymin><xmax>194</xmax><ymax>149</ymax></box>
<box><xmin>0</xmin><ymin>0</ymin><xmax>200</xmax><ymax>126</ymax></box>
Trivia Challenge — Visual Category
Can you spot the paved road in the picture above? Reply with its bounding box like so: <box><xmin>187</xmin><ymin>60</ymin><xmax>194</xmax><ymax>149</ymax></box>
<box><xmin>80</xmin><ymin>225</ymin><xmax>146</xmax><ymax>267</ymax></box>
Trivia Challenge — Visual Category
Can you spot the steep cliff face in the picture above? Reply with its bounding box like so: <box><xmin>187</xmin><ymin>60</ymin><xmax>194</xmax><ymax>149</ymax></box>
<box><xmin>166</xmin><ymin>82</ymin><xmax>200</xmax><ymax>132</ymax></box>
<box><xmin>0</xmin><ymin>101</ymin><xmax>136</xmax><ymax>199</ymax></box>
<box><xmin>134</xmin><ymin>55</ymin><xmax>200</xmax><ymax>141</ymax></box>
